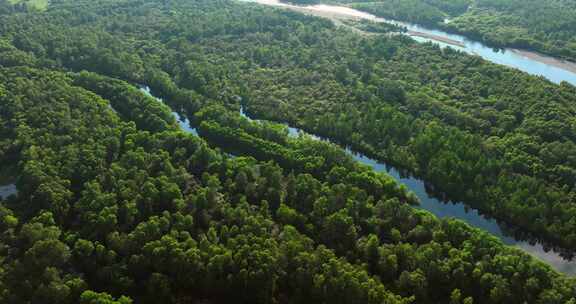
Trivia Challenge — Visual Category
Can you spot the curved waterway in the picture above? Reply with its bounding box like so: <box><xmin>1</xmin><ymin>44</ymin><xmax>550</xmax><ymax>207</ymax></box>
<box><xmin>239</xmin><ymin>108</ymin><xmax>576</xmax><ymax>275</ymax></box>
<box><xmin>238</xmin><ymin>0</ymin><xmax>576</xmax><ymax>86</ymax></box>
<box><xmin>140</xmin><ymin>85</ymin><xmax>576</xmax><ymax>274</ymax></box>
<box><xmin>140</xmin><ymin>86</ymin><xmax>198</xmax><ymax>136</ymax></box>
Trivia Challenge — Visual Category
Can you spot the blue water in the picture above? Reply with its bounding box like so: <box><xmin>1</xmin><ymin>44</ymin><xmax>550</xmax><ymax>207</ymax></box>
<box><xmin>141</xmin><ymin>85</ymin><xmax>576</xmax><ymax>273</ymax></box>
<box><xmin>0</xmin><ymin>183</ymin><xmax>17</xmax><ymax>200</ymax></box>
<box><xmin>238</xmin><ymin>106</ymin><xmax>576</xmax><ymax>275</ymax></box>
<box><xmin>140</xmin><ymin>86</ymin><xmax>199</xmax><ymax>135</ymax></box>
<box><xmin>309</xmin><ymin>129</ymin><xmax>576</xmax><ymax>274</ymax></box>
<box><xmin>240</xmin><ymin>0</ymin><xmax>576</xmax><ymax>86</ymax></box>
<box><xmin>408</xmin><ymin>30</ymin><xmax>576</xmax><ymax>85</ymax></box>
<box><xmin>346</xmin><ymin>150</ymin><xmax>517</xmax><ymax>243</ymax></box>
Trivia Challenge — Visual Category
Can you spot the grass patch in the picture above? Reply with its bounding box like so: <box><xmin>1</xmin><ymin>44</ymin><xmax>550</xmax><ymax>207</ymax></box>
<box><xmin>7</xmin><ymin>0</ymin><xmax>48</xmax><ymax>11</ymax></box>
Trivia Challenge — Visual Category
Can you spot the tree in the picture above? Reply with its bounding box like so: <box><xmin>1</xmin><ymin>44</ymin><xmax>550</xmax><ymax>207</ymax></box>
<box><xmin>79</xmin><ymin>291</ymin><xmax>133</xmax><ymax>304</ymax></box>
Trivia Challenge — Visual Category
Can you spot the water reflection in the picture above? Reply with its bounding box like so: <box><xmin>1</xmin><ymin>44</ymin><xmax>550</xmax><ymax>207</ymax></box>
<box><xmin>142</xmin><ymin>85</ymin><xmax>576</xmax><ymax>274</ymax></box>
<box><xmin>139</xmin><ymin>86</ymin><xmax>199</xmax><ymax>135</ymax></box>
<box><xmin>346</xmin><ymin>150</ymin><xmax>576</xmax><ymax>274</ymax></box>
<box><xmin>239</xmin><ymin>0</ymin><xmax>576</xmax><ymax>86</ymax></box>
<box><xmin>240</xmin><ymin>106</ymin><xmax>576</xmax><ymax>275</ymax></box>
<box><xmin>0</xmin><ymin>184</ymin><xmax>17</xmax><ymax>200</ymax></box>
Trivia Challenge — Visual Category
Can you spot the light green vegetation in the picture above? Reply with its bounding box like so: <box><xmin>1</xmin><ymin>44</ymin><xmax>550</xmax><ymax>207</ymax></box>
<box><xmin>7</xmin><ymin>0</ymin><xmax>47</xmax><ymax>10</ymax></box>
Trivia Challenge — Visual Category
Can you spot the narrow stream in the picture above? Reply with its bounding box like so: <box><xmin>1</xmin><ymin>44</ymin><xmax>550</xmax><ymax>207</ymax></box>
<box><xmin>346</xmin><ymin>148</ymin><xmax>576</xmax><ymax>275</ymax></box>
<box><xmin>243</xmin><ymin>105</ymin><xmax>576</xmax><ymax>275</ymax></box>
<box><xmin>141</xmin><ymin>84</ymin><xmax>576</xmax><ymax>274</ymax></box>
<box><xmin>140</xmin><ymin>86</ymin><xmax>198</xmax><ymax>136</ymax></box>
<box><xmin>238</xmin><ymin>0</ymin><xmax>576</xmax><ymax>86</ymax></box>
<box><xmin>232</xmin><ymin>0</ymin><xmax>576</xmax><ymax>274</ymax></box>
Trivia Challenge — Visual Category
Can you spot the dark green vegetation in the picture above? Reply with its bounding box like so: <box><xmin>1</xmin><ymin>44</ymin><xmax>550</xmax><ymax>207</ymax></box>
<box><xmin>330</xmin><ymin>0</ymin><xmax>462</xmax><ymax>26</ymax></box>
<box><xmin>1</xmin><ymin>0</ymin><xmax>576</xmax><ymax>303</ymax></box>
<box><xmin>347</xmin><ymin>19</ymin><xmax>407</xmax><ymax>34</ymax></box>
<box><xmin>324</xmin><ymin>0</ymin><xmax>576</xmax><ymax>61</ymax></box>
<box><xmin>241</xmin><ymin>36</ymin><xmax>576</xmax><ymax>249</ymax></box>
<box><xmin>446</xmin><ymin>0</ymin><xmax>576</xmax><ymax>61</ymax></box>
<box><xmin>0</xmin><ymin>66</ymin><xmax>412</xmax><ymax>303</ymax></box>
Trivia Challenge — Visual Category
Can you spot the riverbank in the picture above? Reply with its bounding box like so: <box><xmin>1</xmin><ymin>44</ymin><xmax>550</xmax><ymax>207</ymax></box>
<box><xmin>238</xmin><ymin>106</ymin><xmax>576</xmax><ymax>275</ymax></box>
<box><xmin>0</xmin><ymin>165</ymin><xmax>17</xmax><ymax>184</ymax></box>
<box><xmin>142</xmin><ymin>75</ymin><xmax>576</xmax><ymax>274</ymax></box>
<box><xmin>239</xmin><ymin>0</ymin><xmax>576</xmax><ymax>85</ymax></box>
<box><xmin>236</xmin><ymin>0</ymin><xmax>576</xmax><ymax>274</ymax></box>
<box><xmin>511</xmin><ymin>49</ymin><xmax>576</xmax><ymax>75</ymax></box>
<box><xmin>406</xmin><ymin>30</ymin><xmax>464</xmax><ymax>48</ymax></box>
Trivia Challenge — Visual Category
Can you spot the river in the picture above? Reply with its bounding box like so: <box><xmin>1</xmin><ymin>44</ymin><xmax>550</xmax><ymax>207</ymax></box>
<box><xmin>140</xmin><ymin>86</ymin><xmax>198</xmax><ymax>136</ymax></box>
<box><xmin>141</xmin><ymin>83</ymin><xmax>576</xmax><ymax>274</ymax></box>
<box><xmin>346</xmin><ymin>149</ymin><xmax>576</xmax><ymax>275</ymax></box>
<box><xmin>238</xmin><ymin>0</ymin><xmax>576</xmax><ymax>86</ymax></box>
<box><xmin>238</xmin><ymin>107</ymin><xmax>576</xmax><ymax>275</ymax></box>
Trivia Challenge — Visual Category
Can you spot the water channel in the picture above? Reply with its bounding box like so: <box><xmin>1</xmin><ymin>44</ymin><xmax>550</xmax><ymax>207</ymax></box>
<box><xmin>141</xmin><ymin>84</ymin><xmax>576</xmax><ymax>274</ymax></box>
<box><xmin>238</xmin><ymin>0</ymin><xmax>576</xmax><ymax>86</ymax></box>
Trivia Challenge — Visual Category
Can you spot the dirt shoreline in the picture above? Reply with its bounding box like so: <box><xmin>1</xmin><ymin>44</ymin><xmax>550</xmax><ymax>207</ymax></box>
<box><xmin>511</xmin><ymin>49</ymin><xmax>576</xmax><ymax>75</ymax></box>
<box><xmin>240</xmin><ymin>0</ymin><xmax>576</xmax><ymax>79</ymax></box>
<box><xmin>407</xmin><ymin>30</ymin><xmax>465</xmax><ymax>48</ymax></box>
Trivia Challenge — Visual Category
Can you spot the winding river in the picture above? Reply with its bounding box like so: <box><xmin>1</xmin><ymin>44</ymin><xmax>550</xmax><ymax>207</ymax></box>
<box><xmin>238</xmin><ymin>0</ymin><xmax>576</xmax><ymax>86</ymax></box>
<box><xmin>229</xmin><ymin>0</ymin><xmax>576</xmax><ymax>274</ymax></box>
<box><xmin>140</xmin><ymin>85</ymin><xmax>576</xmax><ymax>274</ymax></box>
<box><xmin>240</xmin><ymin>108</ymin><xmax>576</xmax><ymax>275</ymax></box>
<box><xmin>144</xmin><ymin>0</ymin><xmax>576</xmax><ymax>276</ymax></box>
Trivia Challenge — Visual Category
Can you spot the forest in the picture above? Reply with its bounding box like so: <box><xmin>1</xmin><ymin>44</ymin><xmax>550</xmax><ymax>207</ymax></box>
<box><xmin>1</xmin><ymin>0</ymin><xmax>576</xmax><ymax>303</ymax></box>
<box><xmin>321</xmin><ymin>0</ymin><xmax>576</xmax><ymax>61</ymax></box>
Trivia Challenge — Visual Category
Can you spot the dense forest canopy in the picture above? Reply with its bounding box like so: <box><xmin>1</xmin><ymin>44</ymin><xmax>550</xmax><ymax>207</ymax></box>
<box><xmin>1</xmin><ymin>0</ymin><xmax>576</xmax><ymax>303</ymax></box>
<box><xmin>319</xmin><ymin>0</ymin><xmax>576</xmax><ymax>61</ymax></box>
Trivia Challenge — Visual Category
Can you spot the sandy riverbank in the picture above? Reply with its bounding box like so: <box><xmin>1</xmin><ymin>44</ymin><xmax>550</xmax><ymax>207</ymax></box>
<box><xmin>511</xmin><ymin>49</ymin><xmax>576</xmax><ymax>75</ymax></box>
<box><xmin>240</xmin><ymin>0</ymin><xmax>576</xmax><ymax>82</ymax></box>
<box><xmin>407</xmin><ymin>30</ymin><xmax>465</xmax><ymax>48</ymax></box>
